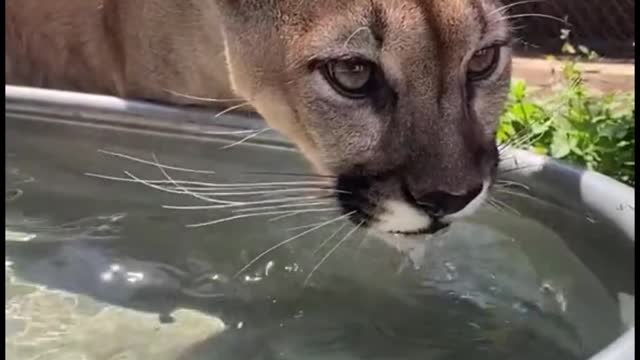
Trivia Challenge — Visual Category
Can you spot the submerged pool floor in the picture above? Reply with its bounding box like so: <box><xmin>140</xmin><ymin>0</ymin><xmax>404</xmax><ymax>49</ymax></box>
<box><xmin>5</xmin><ymin>116</ymin><xmax>628</xmax><ymax>360</ymax></box>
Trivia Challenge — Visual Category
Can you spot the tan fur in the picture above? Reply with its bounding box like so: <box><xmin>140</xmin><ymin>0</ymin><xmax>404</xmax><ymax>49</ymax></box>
<box><xmin>6</xmin><ymin>1</ymin><xmax>234</xmax><ymax>105</ymax></box>
<box><xmin>6</xmin><ymin>0</ymin><xmax>513</xmax><ymax>233</ymax></box>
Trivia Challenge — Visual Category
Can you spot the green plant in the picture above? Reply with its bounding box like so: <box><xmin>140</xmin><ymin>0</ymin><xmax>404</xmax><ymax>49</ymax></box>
<box><xmin>558</xmin><ymin>28</ymin><xmax>600</xmax><ymax>61</ymax></box>
<box><xmin>498</xmin><ymin>63</ymin><xmax>635</xmax><ymax>187</ymax></box>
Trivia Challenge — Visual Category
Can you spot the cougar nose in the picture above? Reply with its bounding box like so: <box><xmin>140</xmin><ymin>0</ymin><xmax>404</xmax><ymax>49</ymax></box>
<box><xmin>415</xmin><ymin>185</ymin><xmax>483</xmax><ymax>217</ymax></box>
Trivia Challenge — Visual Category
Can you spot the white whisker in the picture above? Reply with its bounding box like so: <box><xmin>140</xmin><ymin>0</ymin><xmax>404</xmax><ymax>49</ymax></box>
<box><xmin>214</xmin><ymin>102</ymin><xmax>251</xmax><ymax>118</ymax></box>
<box><xmin>499</xmin><ymin>13</ymin><xmax>569</xmax><ymax>26</ymax></box>
<box><xmin>124</xmin><ymin>170</ymin><xmax>240</xmax><ymax>205</ymax></box>
<box><xmin>163</xmin><ymin>184</ymin><xmax>330</xmax><ymax>192</ymax></box>
<box><xmin>163</xmin><ymin>195</ymin><xmax>331</xmax><ymax>211</ymax></box>
<box><xmin>234</xmin><ymin>201</ymin><xmax>332</xmax><ymax>213</ymax></box>
<box><xmin>187</xmin><ymin>207</ymin><xmax>340</xmax><ymax>228</ymax></box>
<box><xmin>205</xmin><ymin>129</ymin><xmax>268</xmax><ymax>135</ymax></box>
<box><xmin>233</xmin><ymin>211</ymin><xmax>356</xmax><ymax>278</ymax></box>
<box><xmin>303</xmin><ymin>221</ymin><xmax>364</xmax><ymax>287</ymax></box>
<box><xmin>85</xmin><ymin>173</ymin><xmax>332</xmax><ymax>188</ymax></box>
<box><xmin>487</xmin><ymin>0</ymin><xmax>543</xmax><ymax>17</ymax></box>
<box><xmin>343</xmin><ymin>26</ymin><xmax>372</xmax><ymax>48</ymax></box>
<box><xmin>179</xmin><ymin>187</ymin><xmax>339</xmax><ymax>197</ymax></box>
<box><xmin>220</xmin><ymin>128</ymin><xmax>272</xmax><ymax>149</ymax></box>
<box><xmin>507</xmin><ymin>131</ymin><xmax>544</xmax><ymax>150</ymax></box>
<box><xmin>88</xmin><ymin>172</ymin><xmax>335</xmax><ymax>208</ymax></box>
<box><xmin>492</xmin><ymin>188</ymin><xmax>539</xmax><ymax>201</ymax></box>
<box><xmin>312</xmin><ymin>223</ymin><xmax>347</xmax><ymax>255</ymax></box>
<box><xmin>489</xmin><ymin>197</ymin><xmax>521</xmax><ymax>216</ymax></box>
<box><xmin>494</xmin><ymin>180</ymin><xmax>530</xmax><ymax>191</ymax></box>
<box><xmin>286</xmin><ymin>219</ymin><xmax>336</xmax><ymax>232</ymax></box>
<box><xmin>267</xmin><ymin>211</ymin><xmax>309</xmax><ymax>222</ymax></box>
<box><xmin>97</xmin><ymin>149</ymin><xmax>217</xmax><ymax>174</ymax></box>
<box><xmin>354</xmin><ymin>233</ymin><xmax>370</xmax><ymax>259</ymax></box>
<box><xmin>163</xmin><ymin>88</ymin><xmax>243</xmax><ymax>103</ymax></box>
<box><xmin>150</xmin><ymin>153</ymin><xmax>237</xmax><ymax>205</ymax></box>
<box><xmin>486</xmin><ymin>199</ymin><xmax>505</xmax><ymax>213</ymax></box>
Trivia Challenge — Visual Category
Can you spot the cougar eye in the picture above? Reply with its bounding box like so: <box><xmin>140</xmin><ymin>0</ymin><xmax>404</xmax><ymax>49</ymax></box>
<box><xmin>323</xmin><ymin>59</ymin><xmax>374</xmax><ymax>98</ymax></box>
<box><xmin>467</xmin><ymin>46</ymin><xmax>501</xmax><ymax>81</ymax></box>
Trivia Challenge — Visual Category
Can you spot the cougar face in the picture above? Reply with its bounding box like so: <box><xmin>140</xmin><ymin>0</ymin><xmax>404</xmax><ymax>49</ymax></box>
<box><xmin>7</xmin><ymin>0</ymin><xmax>512</xmax><ymax>236</ymax></box>
<box><xmin>219</xmin><ymin>0</ymin><xmax>512</xmax><ymax>235</ymax></box>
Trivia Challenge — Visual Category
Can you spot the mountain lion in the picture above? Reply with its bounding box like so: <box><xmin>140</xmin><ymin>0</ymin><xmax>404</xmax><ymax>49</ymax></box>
<box><xmin>6</xmin><ymin>0</ymin><xmax>513</xmax><ymax>236</ymax></box>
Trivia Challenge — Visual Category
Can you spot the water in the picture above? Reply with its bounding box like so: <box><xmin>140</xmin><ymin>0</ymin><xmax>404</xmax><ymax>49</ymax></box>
<box><xmin>5</xmin><ymin>116</ymin><xmax>630</xmax><ymax>359</ymax></box>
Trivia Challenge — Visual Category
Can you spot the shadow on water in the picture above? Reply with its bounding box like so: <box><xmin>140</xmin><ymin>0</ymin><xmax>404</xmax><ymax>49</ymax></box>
<box><xmin>5</xmin><ymin>232</ymin><xmax>585</xmax><ymax>360</ymax></box>
<box><xmin>5</xmin><ymin>113</ymin><xmax>632</xmax><ymax>359</ymax></box>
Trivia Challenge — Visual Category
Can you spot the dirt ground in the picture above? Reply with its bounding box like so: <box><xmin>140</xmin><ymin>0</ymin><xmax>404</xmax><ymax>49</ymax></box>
<box><xmin>512</xmin><ymin>57</ymin><xmax>635</xmax><ymax>94</ymax></box>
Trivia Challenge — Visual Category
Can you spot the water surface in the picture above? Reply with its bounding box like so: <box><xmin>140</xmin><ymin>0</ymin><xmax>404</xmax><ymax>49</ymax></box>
<box><xmin>5</xmin><ymin>116</ymin><xmax>628</xmax><ymax>359</ymax></box>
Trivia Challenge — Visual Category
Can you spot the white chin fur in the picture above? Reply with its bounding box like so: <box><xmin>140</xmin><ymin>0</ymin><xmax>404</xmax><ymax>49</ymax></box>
<box><xmin>371</xmin><ymin>180</ymin><xmax>490</xmax><ymax>234</ymax></box>
<box><xmin>373</xmin><ymin>199</ymin><xmax>432</xmax><ymax>233</ymax></box>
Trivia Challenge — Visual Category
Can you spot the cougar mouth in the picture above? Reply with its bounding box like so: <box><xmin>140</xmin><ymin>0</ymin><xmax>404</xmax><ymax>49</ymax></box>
<box><xmin>387</xmin><ymin>219</ymin><xmax>450</xmax><ymax>236</ymax></box>
<box><xmin>335</xmin><ymin>178</ymin><xmax>491</xmax><ymax>236</ymax></box>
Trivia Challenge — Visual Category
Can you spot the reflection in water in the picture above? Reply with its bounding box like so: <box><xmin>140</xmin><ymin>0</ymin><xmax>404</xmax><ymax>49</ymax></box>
<box><xmin>5</xmin><ymin>208</ymin><xmax>620</xmax><ymax>359</ymax></box>
<box><xmin>5</xmin><ymin>130</ymin><xmax>628</xmax><ymax>360</ymax></box>
<box><xmin>6</xmin><ymin>212</ymin><xmax>126</xmax><ymax>242</ymax></box>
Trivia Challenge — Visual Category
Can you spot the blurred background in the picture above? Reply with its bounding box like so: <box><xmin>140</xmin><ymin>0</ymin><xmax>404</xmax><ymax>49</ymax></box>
<box><xmin>505</xmin><ymin>0</ymin><xmax>634</xmax><ymax>60</ymax></box>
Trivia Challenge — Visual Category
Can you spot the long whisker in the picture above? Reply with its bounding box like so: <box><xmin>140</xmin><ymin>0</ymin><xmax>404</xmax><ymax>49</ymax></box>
<box><xmin>507</xmin><ymin>131</ymin><xmax>544</xmax><ymax>151</ymax></box>
<box><xmin>121</xmin><ymin>170</ymin><xmax>241</xmax><ymax>205</ymax></box>
<box><xmin>243</xmin><ymin>171</ymin><xmax>337</xmax><ymax>179</ymax></box>
<box><xmin>233</xmin><ymin>201</ymin><xmax>333</xmax><ymax>213</ymax></box>
<box><xmin>487</xmin><ymin>0</ymin><xmax>544</xmax><ymax>17</ymax></box>
<box><xmin>494</xmin><ymin>180</ymin><xmax>530</xmax><ymax>191</ymax></box>
<box><xmin>486</xmin><ymin>199</ymin><xmax>505</xmax><ymax>213</ymax></box>
<box><xmin>285</xmin><ymin>219</ymin><xmax>336</xmax><ymax>232</ymax></box>
<box><xmin>163</xmin><ymin>184</ymin><xmax>334</xmax><ymax>192</ymax></box>
<box><xmin>492</xmin><ymin>188</ymin><xmax>540</xmax><ymax>202</ymax></box>
<box><xmin>150</xmin><ymin>153</ymin><xmax>234</xmax><ymax>205</ymax></box>
<box><xmin>163</xmin><ymin>88</ymin><xmax>244</xmax><ymax>103</ymax></box>
<box><xmin>97</xmin><ymin>150</ymin><xmax>217</xmax><ymax>174</ymax></box>
<box><xmin>85</xmin><ymin>173</ymin><xmax>332</xmax><ymax>188</ymax></box>
<box><xmin>313</xmin><ymin>223</ymin><xmax>348</xmax><ymax>255</ymax></box>
<box><xmin>205</xmin><ymin>129</ymin><xmax>269</xmax><ymax>135</ymax></box>
<box><xmin>233</xmin><ymin>211</ymin><xmax>356</xmax><ymax>278</ymax></box>
<box><xmin>499</xmin><ymin>13</ymin><xmax>570</xmax><ymax>26</ymax></box>
<box><xmin>163</xmin><ymin>195</ymin><xmax>334</xmax><ymax>211</ymax></box>
<box><xmin>220</xmin><ymin>128</ymin><xmax>272</xmax><ymax>149</ymax></box>
<box><xmin>187</xmin><ymin>208</ymin><xmax>340</xmax><ymax>228</ymax></box>
<box><xmin>267</xmin><ymin>211</ymin><xmax>311</xmax><ymax>222</ymax></box>
<box><xmin>214</xmin><ymin>102</ymin><xmax>252</xmax><ymax>118</ymax></box>
<box><xmin>172</xmin><ymin>188</ymin><xmax>342</xmax><ymax>197</ymax></box>
<box><xmin>488</xmin><ymin>197</ymin><xmax>521</xmax><ymax>216</ymax></box>
<box><xmin>303</xmin><ymin>221</ymin><xmax>364</xmax><ymax>287</ymax></box>
<box><xmin>499</xmin><ymin>118</ymin><xmax>547</xmax><ymax>151</ymax></box>
<box><xmin>343</xmin><ymin>26</ymin><xmax>373</xmax><ymax>48</ymax></box>
<box><xmin>499</xmin><ymin>131</ymin><xmax>531</xmax><ymax>151</ymax></box>
<box><xmin>499</xmin><ymin>123</ymin><xmax>535</xmax><ymax>148</ymax></box>
<box><xmin>354</xmin><ymin>233</ymin><xmax>370</xmax><ymax>259</ymax></box>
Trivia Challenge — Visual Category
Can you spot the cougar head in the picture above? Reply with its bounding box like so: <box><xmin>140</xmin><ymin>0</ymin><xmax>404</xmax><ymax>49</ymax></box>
<box><xmin>217</xmin><ymin>0</ymin><xmax>512</xmax><ymax>235</ymax></box>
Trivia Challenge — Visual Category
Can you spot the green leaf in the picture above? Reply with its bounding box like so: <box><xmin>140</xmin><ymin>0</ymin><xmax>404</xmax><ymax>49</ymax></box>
<box><xmin>532</xmin><ymin>146</ymin><xmax>549</xmax><ymax>155</ymax></box>
<box><xmin>498</xmin><ymin>62</ymin><xmax>634</xmax><ymax>186</ymax></box>
<box><xmin>577</xmin><ymin>45</ymin><xmax>590</xmax><ymax>55</ymax></box>
<box><xmin>550</xmin><ymin>132</ymin><xmax>571</xmax><ymax>158</ymax></box>
<box><xmin>530</xmin><ymin>121</ymin><xmax>550</xmax><ymax>134</ymax></box>
<box><xmin>511</xmin><ymin>81</ymin><xmax>527</xmax><ymax>101</ymax></box>
<box><xmin>562</xmin><ymin>42</ymin><xmax>576</xmax><ymax>55</ymax></box>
